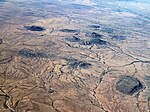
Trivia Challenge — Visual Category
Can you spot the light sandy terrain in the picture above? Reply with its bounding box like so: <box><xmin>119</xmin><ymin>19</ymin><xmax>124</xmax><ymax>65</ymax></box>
<box><xmin>0</xmin><ymin>0</ymin><xmax>150</xmax><ymax>112</ymax></box>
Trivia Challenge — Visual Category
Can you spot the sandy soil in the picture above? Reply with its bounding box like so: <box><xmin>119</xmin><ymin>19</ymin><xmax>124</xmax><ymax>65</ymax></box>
<box><xmin>0</xmin><ymin>0</ymin><xmax>150</xmax><ymax>112</ymax></box>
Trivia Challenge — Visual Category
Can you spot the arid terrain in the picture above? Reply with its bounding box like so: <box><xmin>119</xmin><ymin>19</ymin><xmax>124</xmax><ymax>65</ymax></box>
<box><xmin>0</xmin><ymin>0</ymin><xmax>150</xmax><ymax>112</ymax></box>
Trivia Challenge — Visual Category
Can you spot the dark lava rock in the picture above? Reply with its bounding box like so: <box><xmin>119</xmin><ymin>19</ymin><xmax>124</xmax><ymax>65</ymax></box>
<box><xmin>90</xmin><ymin>38</ymin><xmax>107</xmax><ymax>45</ymax></box>
<box><xmin>64</xmin><ymin>57</ymin><xmax>78</xmax><ymax>62</ymax></box>
<box><xmin>48</xmin><ymin>88</ymin><xmax>55</xmax><ymax>93</ymax></box>
<box><xmin>69</xmin><ymin>61</ymin><xmax>91</xmax><ymax>69</ymax></box>
<box><xmin>18</xmin><ymin>49</ymin><xmax>47</xmax><ymax>58</ymax></box>
<box><xmin>112</xmin><ymin>35</ymin><xmax>126</xmax><ymax>40</ymax></box>
<box><xmin>79</xmin><ymin>40</ymin><xmax>93</xmax><ymax>45</ymax></box>
<box><xmin>66</xmin><ymin>36</ymin><xmax>80</xmax><ymax>42</ymax></box>
<box><xmin>80</xmin><ymin>39</ymin><xmax>107</xmax><ymax>45</ymax></box>
<box><xmin>0</xmin><ymin>38</ymin><xmax>2</xmax><ymax>44</ymax></box>
<box><xmin>59</xmin><ymin>29</ymin><xmax>79</xmax><ymax>33</ymax></box>
<box><xmin>88</xmin><ymin>25</ymin><xmax>100</xmax><ymax>28</ymax></box>
<box><xmin>64</xmin><ymin>57</ymin><xmax>92</xmax><ymax>69</ymax></box>
<box><xmin>85</xmin><ymin>32</ymin><xmax>103</xmax><ymax>38</ymax></box>
<box><xmin>78</xmin><ymin>62</ymin><xmax>92</xmax><ymax>69</ymax></box>
<box><xmin>24</xmin><ymin>25</ymin><xmax>45</xmax><ymax>31</ymax></box>
<box><xmin>116</xmin><ymin>76</ymin><xmax>143</xmax><ymax>95</ymax></box>
<box><xmin>69</xmin><ymin>61</ymin><xmax>81</xmax><ymax>69</ymax></box>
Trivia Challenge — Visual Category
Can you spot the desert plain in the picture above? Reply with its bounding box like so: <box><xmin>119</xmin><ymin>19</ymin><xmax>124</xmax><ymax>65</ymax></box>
<box><xmin>0</xmin><ymin>0</ymin><xmax>150</xmax><ymax>112</ymax></box>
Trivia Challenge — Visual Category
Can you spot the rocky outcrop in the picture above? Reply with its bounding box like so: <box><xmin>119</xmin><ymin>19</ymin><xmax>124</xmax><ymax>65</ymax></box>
<box><xmin>116</xmin><ymin>75</ymin><xmax>143</xmax><ymax>95</ymax></box>
<box><xmin>24</xmin><ymin>25</ymin><xmax>45</xmax><ymax>31</ymax></box>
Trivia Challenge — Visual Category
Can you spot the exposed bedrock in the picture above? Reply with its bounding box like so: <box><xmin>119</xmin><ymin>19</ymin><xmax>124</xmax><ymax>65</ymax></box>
<box><xmin>116</xmin><ymin>75</ymin><xmax>143</xmax><ymax>95</ymax></box>
<box><xmin>64</xmin><ymin>58</ymin><xmax>92</xmax><ymax>69</ymax></box>
<box><xmin>24</xmin><ymin>25</ymin><xmax>45</xmax><ymax>31</ymax></box>
<box><xmin>69</xmin><ymin>61</ymin><xmax>92</xmax><ymax>69</ymax></box>
<box><xmin>59</xmin><ymin>29</ymin><xmax>79</xmax><ymax>33</ymax></box>
<box><xmin>0</xmin><ymin>38</ymin><xmax>2</xmax><ymax>44</ymax></box>
<box><xmin>66</xmin><ymin>36</ymin><xmax>80</xmax><ymax>42</ymax></box>
<box><xmin>79</xmin><ymin>38</ymin><xmax>107</xmax><ymax>45</ymax></box>
<box><xmin>88</xmin><ymin>25</ymin><xmax>100</xmax><ymax>28</ymax></box>
<box><xmin>18</xmin><ymin>48</ymin><xmax>48</xmax><ymax>58</ymax></box>
<box><xmin>85</xmin><ymin>32</ymin><xmax>103</xmax><ymax>38</ymax></box>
